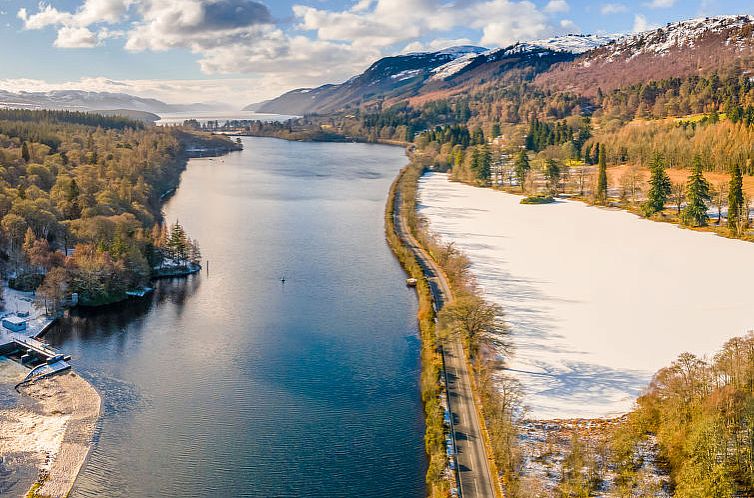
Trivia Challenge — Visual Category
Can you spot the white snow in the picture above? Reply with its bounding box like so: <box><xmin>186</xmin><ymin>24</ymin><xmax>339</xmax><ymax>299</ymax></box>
<box><xmin>418</xmin><ymin>173</ymin><xmax>754</xmax><ymax>419</ymax></box>
<box><xmin>430</xmin><ymin>52</ymin><xmax>481</xmax><ymax>81</ymax></box>
<box><xmin>589</xmin><ymin>15</ymin><xmax>754</xmax><ymax>64</ymax></box>
<box><xmin>429</xmin><ymin>35</ymin><xmax>614</xmax><ymax>82</ymax></box>
<box><xmin>434</xmin><ymin>45</ymin><xmax>487</xmax><ymax>57</ymax></box>
<box><xmin>390</xmin><ymin>69</ymin><xmax>423</xmax><ymax>81</ymax></box>
<box><xmin>520</xmin><ymin>34</ymin><xmax>615</xmax><ymax>54</ymax></box>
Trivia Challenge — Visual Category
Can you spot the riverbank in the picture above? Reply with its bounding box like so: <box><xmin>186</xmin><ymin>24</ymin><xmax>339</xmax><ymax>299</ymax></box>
<box><xmin>385</xmin><ymin>164</ymin><xmax>450</xmax><ymax>497</ymax></box>
<box><xmin>0</xmin><ymin>372</ymin><xmax>101</xmax><ymax>498</ymax></box>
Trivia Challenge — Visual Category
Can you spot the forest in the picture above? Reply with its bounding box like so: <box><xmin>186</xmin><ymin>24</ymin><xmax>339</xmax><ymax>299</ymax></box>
<box><xmin>0</xmin><ymin>109</ymin><xmax>236</xmax><ymax>307</ymax></box>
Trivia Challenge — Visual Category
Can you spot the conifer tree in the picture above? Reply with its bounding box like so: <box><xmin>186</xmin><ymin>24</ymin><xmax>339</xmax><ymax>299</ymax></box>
<box><xmin>491</xmin><ymin>122</ymin><xmax>501</xmax><ymax>138</ymax></box>
<box><xmin>642</xmin><ymin>153</ymin><xmax>672</xmax><ymax>217</ymax></box>
<box><xmin>681</xmin><ymin>155</ymin><xmax>711</xmax><ymax>227</ymax></box>
<box><xmin>544</xmin><ymin>159</ymin><xmax>561</xmax><ymax>194</ymax></box>
<box><xmin>166</xmin><ymin>221</ymin><xmax>189</xmax><ymax>263</ymax></box>
<box><xmin>514</xmin><ymin>150</ymin><xmax>530</xmax><ymax>191</ymax></box>
<box><xmin>728</xmin><ymin>164</ymin><xmax>746</xmax><ymax>235</ymax></box>
<box><xmin>594</xmin><ymin>144</ymin><xmax>608</xmax><ymax>204</ymax></box>
<box><xmin>21</xmin><ymin>141</ymin><xmax>30</xmax><ymax>162</ymax></box>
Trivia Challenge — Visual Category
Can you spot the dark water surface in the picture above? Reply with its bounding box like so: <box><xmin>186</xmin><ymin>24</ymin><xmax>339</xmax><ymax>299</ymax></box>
<box><xmin>45</xmin><ymin>137</ymin><xmax>425</xmax><ymax>497</ymax></box>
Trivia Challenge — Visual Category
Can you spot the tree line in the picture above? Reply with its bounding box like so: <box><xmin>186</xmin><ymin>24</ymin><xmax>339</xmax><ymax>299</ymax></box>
<box><xmin>0</xmin><ymin>110</ymin><xmax>222</xmax><ymax>308</ymax></box>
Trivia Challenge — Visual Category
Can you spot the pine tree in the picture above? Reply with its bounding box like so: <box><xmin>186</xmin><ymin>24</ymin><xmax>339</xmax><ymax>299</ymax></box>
<box><xmin>478</xmin><ymin>145</ymin><xmax>491</xmax><ymax>181</ymax></box>
<box><xmin>166</xmin><ymin>221</ymin><xmax>189</xmax><ymax>263</ymax></box>
<box><xmin>594</xmin><ymin>144</ymin><xmax>608</xmax><ymax>204</ymax></box>
<box><xmin>642</xmin><ymin>154</ymin><xmax>671</xmax><ymax>217</ymax></box>
<box><xmin>544</xmin><ymin>159</ymin><xmax>561</xmax><ymax>194</ymax></box>
<box><xmin>514</xmin><ymin>150</ymin><xmax>530</xmax><ymax>191</ymax></box>
<box><xmin>491</xmin><ymin>122</ymin><xmax>501</xmax><ymax>138</ymax></box>
<box><xmin>21</xmin><ymin>142</ymin><xmax>30</xmax><ymax>162</ymax></box>
<box><xmin>583</xmin><ymin>144</ymin><xmax>592</xmax><ymax>164</ymax></box>
<box><xmin>680</xmin><ymin>155</ymin><xmax>711</xmax><ymax>227</ymax></box>
<box><xmin>728</xmin><ymin>164</ymin><xmax>746</xmax><ymax>235</ymax></box>
<box><xmin>188</xmin><ymin>239</ymin><xmax>202</xmax><ymax>265</ymax></box>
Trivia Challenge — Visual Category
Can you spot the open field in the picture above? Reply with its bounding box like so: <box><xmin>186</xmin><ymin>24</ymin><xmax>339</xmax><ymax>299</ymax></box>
<box><xmin>418</xmin><ymin>172</ymin><xmax>754</xmax><ymax>419</ymax></box>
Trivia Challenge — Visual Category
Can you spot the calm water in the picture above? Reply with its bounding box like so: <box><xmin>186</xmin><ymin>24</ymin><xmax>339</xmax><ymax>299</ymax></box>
<box><xmin>44</xmin><ymin>137</ymin><xmax>425</xmax><ymax>497</ymax></box>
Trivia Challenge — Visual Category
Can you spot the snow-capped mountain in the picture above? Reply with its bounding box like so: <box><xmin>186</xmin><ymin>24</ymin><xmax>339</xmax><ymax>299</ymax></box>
<box><xmin>518</xmin><ymin>33</ymin><xmax>616</xmax><ymax>54</ymax></box>
<box><xmin>429</xmin><ymin>34</ymin><xmax>614</xmax><ymax>82</ymax></box>
<box><xmin>537</xmin><ymin>15</ymin><xmax>754</xmax><ymax>94</ymax></box>
<box><xmin>599</xmin><ymin>15</ymin><xmax>754</xmax><ymax>62</ymax></box>
<box><xmin>255</xmin><ymin>15</ymin><xmax>754</xmax><ymax>114</ymax></box>
<box><xmin>253</xmin><ymin>46</ymin><xmax>486</xmax><ymax>115</ymax></box>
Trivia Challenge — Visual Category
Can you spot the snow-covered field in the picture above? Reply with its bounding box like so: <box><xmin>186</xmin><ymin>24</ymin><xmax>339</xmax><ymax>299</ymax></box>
<box><xmin>418</xmin><ymin>172</ymin><xmax>754</xmax><ymax>419</ymax></box>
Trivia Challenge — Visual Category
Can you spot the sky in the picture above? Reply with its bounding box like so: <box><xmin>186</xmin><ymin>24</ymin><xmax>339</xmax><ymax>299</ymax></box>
<box><xmin>0</xmin><ymin>0</ymin><xmax>751</xmax><ymax>107</ymax></box>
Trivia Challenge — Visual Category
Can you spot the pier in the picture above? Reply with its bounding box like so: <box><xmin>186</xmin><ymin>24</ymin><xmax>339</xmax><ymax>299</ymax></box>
<box><xmin>0</xmin><ymin>303</ymin><xmax>72</xmax><ymax>386</ymax></box>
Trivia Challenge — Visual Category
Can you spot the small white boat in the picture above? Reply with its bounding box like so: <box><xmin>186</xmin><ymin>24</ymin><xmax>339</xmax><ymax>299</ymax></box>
<box><xmin>406</xmin><ymin>278</ymin><xmax>418</xmax><ymax>287</ymax></box>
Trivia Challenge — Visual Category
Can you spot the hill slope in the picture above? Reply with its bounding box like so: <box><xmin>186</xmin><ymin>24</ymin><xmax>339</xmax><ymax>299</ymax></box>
<box><xmin>255</xmin><ymin>46</ymin><xmax>487</xmax><ymax>115</ymax></box>
<box><xmin>537</xmin><ymin>15</ymin><xmax>754</xmax><ymax>95</ymax></box>
<box><xmin>255</xmin><ymin>35</ymin><xmax>615</xmax><ymax>115</ymax></box>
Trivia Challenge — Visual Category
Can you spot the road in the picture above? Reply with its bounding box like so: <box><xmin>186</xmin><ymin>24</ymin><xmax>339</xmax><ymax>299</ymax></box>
<box><xmin>393</xmin><ymin>183</ymin><xmax>498</xmax><ymax>498</ymax></box>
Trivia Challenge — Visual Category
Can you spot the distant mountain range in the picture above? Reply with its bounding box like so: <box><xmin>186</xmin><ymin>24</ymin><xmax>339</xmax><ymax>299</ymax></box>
<box><xmin>251</xmin><ymin>15</ymin><xmax>754</xmax><ymax>115</ymax></box>
<box><xmin>0</xmin><ymin>90</ymin><xmax>230</xmax><ymax>118</ymax></box>
<box><xmin>248</xmin><ymin>35</ymin><xmax>613</xmax><ymax>115</ymax></box>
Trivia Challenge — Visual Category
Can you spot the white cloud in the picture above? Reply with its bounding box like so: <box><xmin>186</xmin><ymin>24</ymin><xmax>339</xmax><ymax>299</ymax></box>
<box><xmin>645</xmin><ymin>0</ymin><xmax>675</xmax><ymax>9</ymax></box>
<box><xmin>19</xmin><ymin>0</ymin><xmax>131</xmax><ymax>29</ymax></box>
<box><xmin>600</xmin><ymin>3</ymin><xmax>628</xmax><ymax>15</ymax></box>
<box><xmin>401</xmin><ymin>38</ymin><xmax>477</xmax><ymax>53</ymax></box>
<box><xmin>54</xmin><ymin>26</ymin><xmax>98</xmax><ymax>48</ymax></box>
<box><xmin>544</xmin><ymin>0</ymin><xmax>569</xmax><ymax>14</ymax></box>
<box><xmin>17</xmin><ymin>0</ymin><xmax>572</xmax><ymax>94</ymax></box>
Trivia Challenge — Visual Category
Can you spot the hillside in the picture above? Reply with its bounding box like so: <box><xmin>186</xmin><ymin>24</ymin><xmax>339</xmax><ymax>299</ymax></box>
<box><xmin>254</xmin><ymin>36</ymin><xmax>616</xmax><ymax>116</ymax></box>
<box><xmin>253</xmin><ymin>36</ymin><xmax>619</xmax><ymax>116</ymax></box>
<box><xmin>254</xmin><ymin>46</ymin><xmax>487</xmax><ymax>115</ymax></box>
<box><xmin>537</xmin><ymin>15</ymin><xmax>754</xmax><ymax>95</ymax></box>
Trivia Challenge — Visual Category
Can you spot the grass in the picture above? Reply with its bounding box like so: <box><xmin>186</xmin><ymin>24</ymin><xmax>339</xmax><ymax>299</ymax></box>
<box><xmin>384</xmin><ymin>162</ymin><xmax>449</xmax><ymax>497</ymax></box>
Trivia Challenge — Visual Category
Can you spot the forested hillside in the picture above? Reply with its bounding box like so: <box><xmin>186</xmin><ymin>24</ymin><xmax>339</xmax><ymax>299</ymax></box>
<box><xmin>0</xmin><ymin>109</ymin><xmax>238</xmax><ymax>306</ymax></box>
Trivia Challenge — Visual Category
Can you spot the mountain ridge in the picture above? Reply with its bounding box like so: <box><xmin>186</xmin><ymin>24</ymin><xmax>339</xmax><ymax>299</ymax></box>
<box><xmin>253</xmin><ymin>16</ymin><xmax>754</xmax><ymax>115</ymax></box>
<box><xmin>0</xmin><ymin>89</ymin><xmax>229</xmax><ymax>115</ymax></box>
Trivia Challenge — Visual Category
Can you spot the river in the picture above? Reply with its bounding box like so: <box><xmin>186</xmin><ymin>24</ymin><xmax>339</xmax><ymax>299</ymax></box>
<box><xmin>41</xmin><ymin>137</ymin><xmax>426</xmax><ymax>497</ymax></box>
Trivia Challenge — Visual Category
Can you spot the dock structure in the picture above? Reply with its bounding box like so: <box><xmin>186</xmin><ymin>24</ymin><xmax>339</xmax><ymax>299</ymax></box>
<box><xmin>0</xmin><ymin>311</ymin><xmax>72</xmax><ymax>386</ymax></box>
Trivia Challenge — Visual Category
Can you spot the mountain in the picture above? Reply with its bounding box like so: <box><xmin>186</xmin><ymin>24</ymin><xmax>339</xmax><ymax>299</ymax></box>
<box><xmin>254</xmin><ymin>36</ymin><xmax>616</xmax><ymax>116</ymax></box>
<box><xmin>254</xmin><ymin>46</ymin><xmax>487</xmax><ymax>115</ymax></box>
<box><xmin>0</xmin><ymin>89</ymin><xmax>228</xmax><ymax>115</ymax></box>
<box><xmin>537</xmin><ymin>15</ymin><xmax>754</xmax><ymax>95</ymax></box>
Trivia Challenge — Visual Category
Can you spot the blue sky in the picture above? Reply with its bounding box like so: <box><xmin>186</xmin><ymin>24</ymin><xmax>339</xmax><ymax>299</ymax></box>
<box><xmin>0</xmin><ymin>0</ymin><xmax>751</xmax><ymax>105</ymax></box>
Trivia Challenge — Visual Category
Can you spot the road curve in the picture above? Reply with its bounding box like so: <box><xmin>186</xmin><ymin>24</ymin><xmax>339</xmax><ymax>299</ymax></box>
<box><xmin>393</xmin><ymin>177</ymin><xmax>498</xmax><ymax>498</ymax></box>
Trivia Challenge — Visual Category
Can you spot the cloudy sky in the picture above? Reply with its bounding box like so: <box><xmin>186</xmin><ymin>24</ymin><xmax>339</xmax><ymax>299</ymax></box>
<box><xmin>0</xmin><ymin>0</ymin><xmax>750</xmax><ymax>106</ymax></box>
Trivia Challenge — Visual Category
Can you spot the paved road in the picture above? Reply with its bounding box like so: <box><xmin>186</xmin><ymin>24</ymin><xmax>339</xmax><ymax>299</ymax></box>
<box><xmin>393</xmin><ymin>183</ymin><xmax>498</xmax><ymax>498</ymax></box>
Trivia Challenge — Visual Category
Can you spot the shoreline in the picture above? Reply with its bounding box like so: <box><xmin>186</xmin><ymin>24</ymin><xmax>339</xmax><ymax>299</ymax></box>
<box><xmin>0</xmin><ymin>371</ymin><xmax>101</xmax><ymax>498</ymax></box>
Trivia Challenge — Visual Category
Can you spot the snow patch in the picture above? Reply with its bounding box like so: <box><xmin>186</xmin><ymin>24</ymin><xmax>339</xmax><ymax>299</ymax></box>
<box><xmin>587</xmin><ymin>15</ymin><xmax>754</xmax><ymax>64</ymax></box>
<box><xmin>419</xmin><ymin>173</ymin><xmax>754</xmax><ymax>419</ymax></box>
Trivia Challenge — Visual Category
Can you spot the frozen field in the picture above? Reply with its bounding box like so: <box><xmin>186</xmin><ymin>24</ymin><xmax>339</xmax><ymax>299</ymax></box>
<box><xmin>418</xmin><ymin>172</ymin><xmax>754</xmax><ymax>419</ymax></box>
